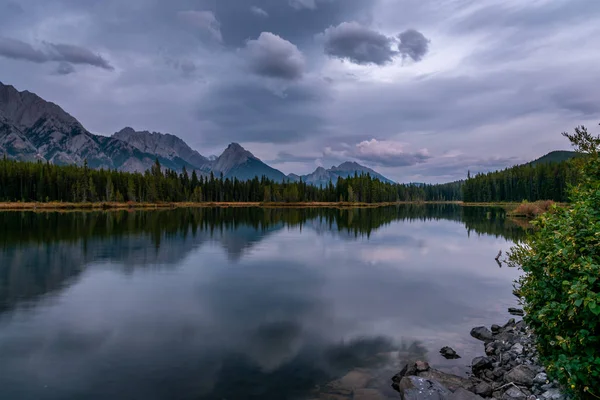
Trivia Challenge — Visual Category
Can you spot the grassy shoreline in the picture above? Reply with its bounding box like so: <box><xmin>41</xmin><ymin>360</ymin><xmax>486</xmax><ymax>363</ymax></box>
<box><xmin>0</xmin><ymin>200</ymin><xmax>534</xmax><ymax>212</ymax></box>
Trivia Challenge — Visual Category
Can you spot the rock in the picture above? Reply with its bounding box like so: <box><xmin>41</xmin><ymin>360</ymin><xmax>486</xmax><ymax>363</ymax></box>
<box><xmin>504</xmin><ymin>365</ymin><xmax>536</xmax><ymax>386</ymax></box>
<box><xmin>354</xmin><ymin>388</ymin><xmax>386</xmax><ymax>400</ymax></box>
<box><xmin>416</xmin><ymin>360</ymin><xmax>431</xmax><ymax>372</ymax></box>
<box><xmin>394</xmin><ymin>363</ymin><xmax>418</xmax><ymax>383</ymax></box>
<box><xmin>503</xmin><ymin>319</ymin><xmax>516</xmax><ymax>329</ymax></box>
<box><xmin>510</xmin><ymin>343</ymin><xmax>524</xmax><ymax>355</ymax></box>
<box><xmin>472</xmin><ymin>357</ymin><xmax>493</xmax><ymax>374</ymax></box>
<box><xmin>418</xmin><ymin>369</ymin><xmax>474</xmax><ymax>392</ymax></box>
<box><xmin>503</xmin><ymin>387</ymin><xmax>527</xmax><ymax>400</ymax></box>
<box><xmin>491</xmin><ymin>324</ymin><xmax>502</xmax><ymax>334</ymax></box>
<box><xmin>474</xmin><ymin>382</ymin><xmax>493</xmax><ymax>397</ymax></box>
<box><xmin>397</xmin><ymin>376</ymin><xmax>451</xmax><ymax>400</ymax></box>
<box><xmin>440</xmin><ymin>347</ymin><xmax>461</xmax><ymax>359</ymax></box>
<box><xmin>471</xmin><ymin>327</ymin><xmax>494</xmax><ymax>342</ymax></box>
<box><xmin>508</xmin><ymin>308</ymin><xmax>525</xmax><ymax>316</ymax></box>
<box><xmin>541</xmin><ymin>389</ymin><xmax>564</xmax><ymax>400</ymax></box>
<box><xmin>485</xmin><ymin>343</ymin><xmax>497</xmax><ymax>356</ymax></box>
<box><xmin>448</xmin><ymin>388</ymin><xmax>485</xmax><ymax>400</ymax></box>
<box><xmin>533</xmin><ymin>372</ymin><xmax>548</xmax><ymax>384</ymax></box>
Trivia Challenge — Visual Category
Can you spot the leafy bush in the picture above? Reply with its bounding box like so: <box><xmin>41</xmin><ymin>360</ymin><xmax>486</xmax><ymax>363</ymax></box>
<box><xmin>508</xmin><ymin>125</ymin><xmax>600</xmax><ymax>399</ymax></box>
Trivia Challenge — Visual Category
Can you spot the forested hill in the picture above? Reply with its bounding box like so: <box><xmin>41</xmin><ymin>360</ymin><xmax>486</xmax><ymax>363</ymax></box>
<box><xmin>528</xmin><ymin>150</ymin><xmax>578</xmax><ymax>166</ymax></box>
<box><xmin>462</xmin><ymin>156</ymin><xmax>579</xmax><ymax>203</ymax></box>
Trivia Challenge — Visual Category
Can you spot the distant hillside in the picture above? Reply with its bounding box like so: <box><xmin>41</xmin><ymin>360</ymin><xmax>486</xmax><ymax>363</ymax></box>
<box><xmin>528</xmin><ymin>150</ymin><xmax>579</xmax><ymax>166</ymax></box>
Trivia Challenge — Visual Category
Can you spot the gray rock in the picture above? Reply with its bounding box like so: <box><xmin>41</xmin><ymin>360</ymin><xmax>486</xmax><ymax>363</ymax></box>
<box><xmin>491</xmin><ymin>324</ymin><xmax>502</xmax><ymax>333</ymax></box>
<box><xmin>533</xmin><ymin>372</ymin><xmax>548</xmax><ymax>384</ymax></box>
<box><xmin>474</xmin><ymin>382</ymin><xmax>493</xmax><ymax>397</ymax></box>
<box><xmin>510</xmin><ymin>343</ymin><xmax>524</xmax><ymax>355</ymax></box>
<box><xmin>398</xmin><ymin>376</ymin><xmax>451</xmax><ymax>400</ymax></box>
<box><xmin>448</xmin><ymin>388</ymin><xmax>485</xmax><ymax>400</ymax></box>
<box><xmin>542</xmin><ymin>389</ymin><xmax>564</xmax><ymax>400</ymax></box>
<box><xmin>503</xmin><ymin>319</ymin><xmax>516</xmax><ymax>329</ymax></box>
<box><xmin>503</xmin><ymin>387</ymin><xmax>527</xmax><ymax>400</ymax></box>
<box><xmin>504</xmin><ymin>365</ymin><xmax>536</xmax><ymax>386</ymax></box>
<box><xmin>440</xmin><ymin>346</ymin><xmax>461</xmax><ymax>359</ymax></box>
<box><xmin>471</xmin><ymin>327</ymin><xmax>494</xmax><ymax>342</ymax></box>
<box><xmin>472</xmin><ymin>357</ymin><xmax>493</xmax><ymax>374</ymax></box>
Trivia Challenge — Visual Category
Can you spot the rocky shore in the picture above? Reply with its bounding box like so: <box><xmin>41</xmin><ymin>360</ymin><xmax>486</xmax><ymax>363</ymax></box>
<box><xmin>392</xmin><ymin>317</ymin><xmax>567</xmax><ymax>400</ymax></box>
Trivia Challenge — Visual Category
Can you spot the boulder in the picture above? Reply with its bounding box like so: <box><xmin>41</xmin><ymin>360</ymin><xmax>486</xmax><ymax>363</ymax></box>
<box><xmin>418</xmin><ymin>369</ymin><xmax>474</xmax><ymax>392</ymax></box>
<box><xmin>416</xmin><ymin>360</ymin><xmax>431</xmax><ymax>372</ymax></box>
<box><xmin>504</xmin><ymin>365</ymin><xmax>536</xmax><ymax>386</ymax></box>
<box><xmin>398</xmin><ymin>376</ymin><xmax>451</xmax><ymax>400</ymax></box>
<box><xmin>472</xmin><ymin>357</ymin><xmax>493</xmax><ymax>374</ymax></box>
<box><xmin>449</xmin><ymin>388</ymin><xmax>485</xmax><ymax>400</ymax></box>
<box><xmin>471</xmin><ymin>327</ymin><xmax>494</xmax><ymax>342</ymax></box>
<box><xmin>474</xmin><ymin>382</ymin><xmax>493</xmax><ymax>397</ymax></box>
<box><xmin>440</xmin><ymin>346</ymin><xmax>461</xmax><ymax>359</ymax></box>
<box><xmin>502</xmin><ymin>387</ymin><xmax>527</xmax><ymax>400</ymax></box>
<box><xmin>508</xmin><ymin>308</ymin><xmax>524</xmax><ymax>316</ymax></box>
<box><xmin>491</xmin><ymin>324</ymin><xmax>502</xmax><ymax>334</ymax></box>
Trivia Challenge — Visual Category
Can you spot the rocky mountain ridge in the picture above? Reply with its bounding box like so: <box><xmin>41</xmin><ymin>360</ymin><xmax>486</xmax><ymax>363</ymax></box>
<box><xmin>0</xmin><ymin>81</ymin><xmax>395</xmax><ymax>183</ymax></box>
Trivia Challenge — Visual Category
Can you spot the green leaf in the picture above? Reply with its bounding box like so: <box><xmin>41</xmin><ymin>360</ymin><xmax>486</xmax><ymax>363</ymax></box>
<box><xmin>575</xmin><ymin>299</ymin><xmax>583</xmax><ymax>307</ymax></box>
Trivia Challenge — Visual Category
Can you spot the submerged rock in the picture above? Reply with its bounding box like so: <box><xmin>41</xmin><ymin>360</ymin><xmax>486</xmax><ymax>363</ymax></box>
<box><xmin>473</xmin><ymin>382</ymin><xmax>493</xmax><ymax>397</ymax></box>
<box><xmin>508</xmin><ymin>308</ymin><xmax>525</xmax><ymax>316</ymax></box>
<box><xmin>440</xmin><ymin>346</ymin><xmax>461</xmax><ymax>359</ymax></box>
<box><xmin>470</xmin><ymin>327</ymin><xmax>494</xmax><ymax>342</ymax></box>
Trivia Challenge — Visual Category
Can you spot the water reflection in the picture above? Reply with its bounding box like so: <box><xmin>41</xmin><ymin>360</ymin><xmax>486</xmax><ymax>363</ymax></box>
<box><xmin>0</xmin><ymin>205</ymin><xmax>526</xmax><ymax>400</ymax></box>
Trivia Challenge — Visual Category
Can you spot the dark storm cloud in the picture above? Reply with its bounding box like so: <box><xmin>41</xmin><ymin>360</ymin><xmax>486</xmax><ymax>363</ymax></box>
<box><xmin>55</xmin><ymin>62</ymin><xmax>76</xmax><ymax>75</ymax></box>
<box><xmin>0</xmin><ymin>37</ymin><xmax>113</xmax><ymax>70</ymax></box>
<box><xmin>322</xmin><ymin>22</ymin><xmax>397</xmax><ymax>65</ymax></box>
<box><xmin>196</xmin><ymin>81</ymin><xmax>327</xmax><ymax>144</ymax></box>
<box><xmin>397</xmin><ymin>29</ymin><xmax>430</xmax><ymax>62</ymax></box>
<box><xmin>242</xmin><ymin>32</ymin><xmax>305</xmax><ymax>80</ymax></box>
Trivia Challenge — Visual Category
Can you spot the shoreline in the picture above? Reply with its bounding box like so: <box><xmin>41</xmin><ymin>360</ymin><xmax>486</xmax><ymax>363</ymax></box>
<box><xmin>392</xmin><ymin>315</ymin><xmax>567</xmax><ymax>400</ymax></box>
<box><xmin>0</xmin><ymin>201</ymin><xmax>525</xmax><ymax>212</ymax></box>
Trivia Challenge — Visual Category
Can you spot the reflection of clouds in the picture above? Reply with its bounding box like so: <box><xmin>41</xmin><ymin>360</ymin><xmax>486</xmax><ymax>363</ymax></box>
<box><xmin>360</xmin><ymin>247</ymin><xmax>408</xmax><ymax>264</ymax></box>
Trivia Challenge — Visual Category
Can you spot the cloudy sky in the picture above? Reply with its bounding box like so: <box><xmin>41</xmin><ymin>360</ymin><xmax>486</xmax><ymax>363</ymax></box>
<box><xmin>1</xmin><ymin>0</ymin><xmax>599</xmax><ymax>183</ymax></box>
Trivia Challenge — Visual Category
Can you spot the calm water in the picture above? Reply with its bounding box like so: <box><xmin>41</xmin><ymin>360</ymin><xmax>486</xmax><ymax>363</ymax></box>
<box><xmin>0</xmin><ymin>206</ymin><xmax>527</xmax><ymax>400</ymax></box>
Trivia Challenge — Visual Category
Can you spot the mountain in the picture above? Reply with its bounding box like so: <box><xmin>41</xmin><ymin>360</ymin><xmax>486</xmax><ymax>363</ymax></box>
<box><xmin>528</xmin><ymin>150</ymin><xmax>579</xmax><ymax>166</ymax></box>
<box><xmin>0</xmin><ymin>81</ymin><xmax>199</xmax><ymax>173</ymax></box>
<box><xmin>0</xmin><ymin>81</ymin><xmax>395</xmax><ymax>184</ymax></box>
<box><xmin>302</xmin><ymin>162</ymin><xmax>395</xmax><ymax>187</ymax></box>
<box><xmin>113</xmin><ymin>127</ymin><xmax>209</xmax><ymax>170</ymax></box>
<box><xmin>212</xmin><ymin>143</ymin><xmax>287</xmax><ymax>182</ymax></box>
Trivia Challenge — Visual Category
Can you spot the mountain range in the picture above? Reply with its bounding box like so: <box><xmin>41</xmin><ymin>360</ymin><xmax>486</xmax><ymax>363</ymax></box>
<box><xmin>0</xmin><ymin>81</ymin><xmax>394</xmax><ymax>184</ymax></box>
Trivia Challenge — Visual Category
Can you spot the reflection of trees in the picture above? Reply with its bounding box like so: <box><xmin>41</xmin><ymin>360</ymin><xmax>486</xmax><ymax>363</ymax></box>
<box><xmin>0</xmin><ymin>206</ymin><xmax>528</xmax><ymax>315</ymax></box>
<box><xmin>0</xmin><ymin>205</ymin><xmax>526</xmax><ymax>248</ymax></box>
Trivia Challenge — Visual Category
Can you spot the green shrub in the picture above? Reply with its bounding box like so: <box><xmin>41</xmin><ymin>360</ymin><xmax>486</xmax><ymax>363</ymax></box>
<box><xmin>508</xmin><ymin>125</ymin><xmax>600</xmax><ymax>399</ymax></box>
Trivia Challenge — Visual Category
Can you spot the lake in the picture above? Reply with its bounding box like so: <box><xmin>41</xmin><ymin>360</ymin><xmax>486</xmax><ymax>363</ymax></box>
<box><xmin>0</xmin><ymin>205</ymin><xmax>526</xmax><ymax>400</ymax></box>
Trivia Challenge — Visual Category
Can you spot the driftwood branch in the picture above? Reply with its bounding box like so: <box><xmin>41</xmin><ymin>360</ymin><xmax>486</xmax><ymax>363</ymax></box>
<box><xmin>495</xmin><ymin>250</ymin><xmax>502</xmax><ymax>267</ymax></box>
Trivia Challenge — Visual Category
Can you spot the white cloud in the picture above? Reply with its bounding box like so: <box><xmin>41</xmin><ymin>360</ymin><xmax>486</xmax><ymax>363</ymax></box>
<box><xmin>177</xmin><ymin>10</ymin><xmax>223</xmax><ymax>42</ymax></box>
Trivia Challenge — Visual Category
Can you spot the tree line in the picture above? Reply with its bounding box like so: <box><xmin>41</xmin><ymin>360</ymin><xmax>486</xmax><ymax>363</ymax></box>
<box><xmin>0</xmin><ymin>157</ymin><xmax>463</xmax><ymax>203</ymax></box>
<box><xmin>462</xmin><ymin>159</ymin><xmax>579</xmax><ymax>203</ymax></box>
